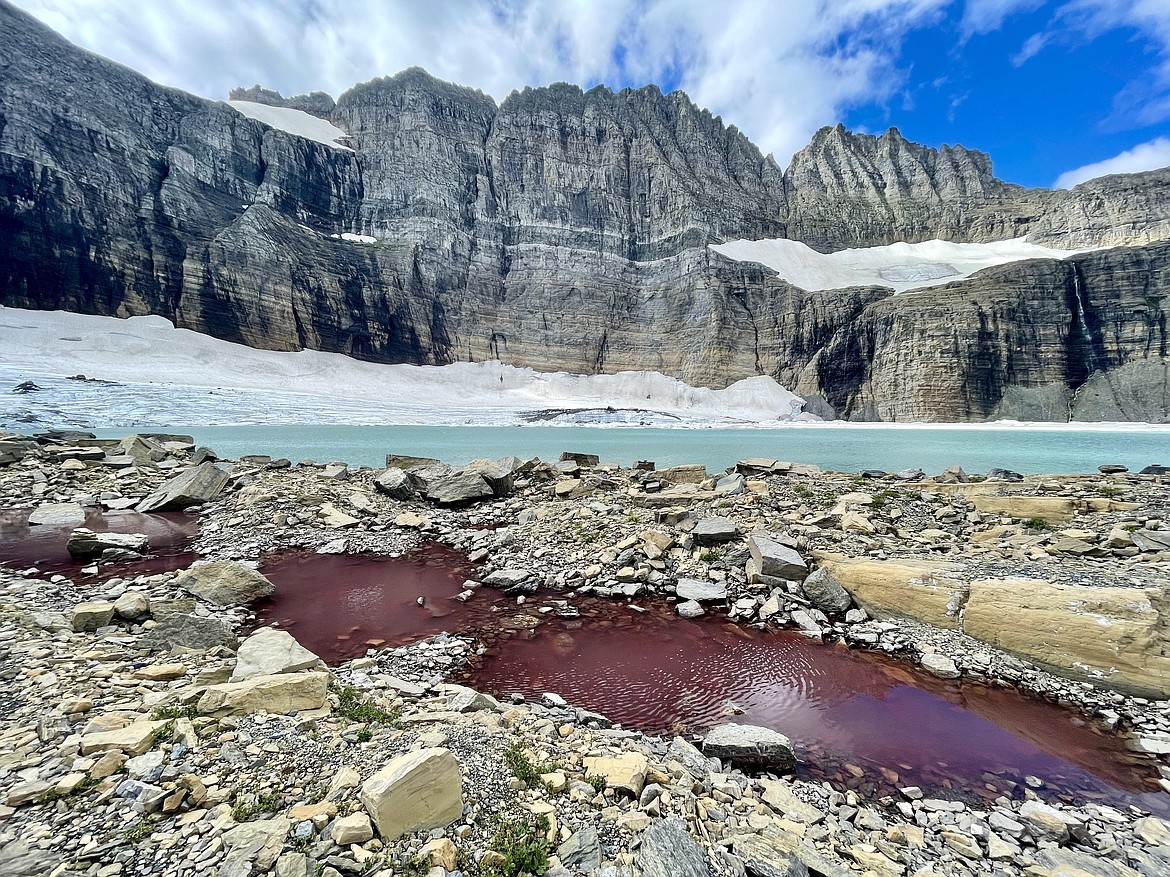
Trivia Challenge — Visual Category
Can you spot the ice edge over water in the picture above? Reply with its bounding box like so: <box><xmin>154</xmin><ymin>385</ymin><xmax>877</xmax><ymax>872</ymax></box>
<box><xmin>0</xmin><ymin>307</ymin><xmax>808</xmax><ymax>428</ymax></box>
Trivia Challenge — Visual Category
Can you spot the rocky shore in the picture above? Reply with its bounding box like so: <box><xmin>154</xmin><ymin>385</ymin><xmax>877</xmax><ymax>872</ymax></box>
<box><xmin>1</xmin><ymin>430</ymin><xmax>1170</xmax><ymax>877</ymax></box>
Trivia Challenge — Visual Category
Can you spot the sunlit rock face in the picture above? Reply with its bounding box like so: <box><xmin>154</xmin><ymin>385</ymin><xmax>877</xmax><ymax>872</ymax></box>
<box><xmin>0</xmin><ymin>1</ymin><xmax>1167</xmax><ymax>421</ymax></box>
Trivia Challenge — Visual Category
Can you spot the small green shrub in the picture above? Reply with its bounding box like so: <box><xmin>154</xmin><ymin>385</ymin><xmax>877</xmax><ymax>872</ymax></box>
<box><xmin>483</xmin><ymin>814</ymin><xmax>550</xmax><ymax>877</ymax></box>
<box><xmin>122</xmin><ymin>818</ymin><xmax>154</xmax><ymax>843</ymax></box>
<box><xmin>503</xmin><ymin>742</ymin><xmax>544</xmax><ymax>789</ymax></box>
<box><xmin>231</xmin><ymin>791</ymin><xmax>281</xmax><ymax>822</ymax></box>
<box><xmin>585</xmin><ymin>774</ymin><xmax>607</xmax><ymax>793</ymax></box>
<box><xmin>698</xmin><ymin>547</ymin><xmax>724</xmax><ymax>563</ymax></box>
<box><xmin>1022</xmin><ymin>517</ymin><xmax>1052</xmax><ymax>531</ymax></box>
<box><xmin>150</xmin><ymin>703</ymin><xmax>199</xmax><ymax>721</ymax></box>
<box><xmin>333</xmin><ymin>684</ymin><xmax>399</xmax><ymax>726</ymax></box>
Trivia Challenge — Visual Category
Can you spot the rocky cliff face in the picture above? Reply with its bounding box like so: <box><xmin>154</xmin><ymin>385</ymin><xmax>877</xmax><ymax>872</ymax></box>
<box><xmin>1</xmin><ymin>0</ymin><xmax>1168</xmax><ymax>422</ymax></box>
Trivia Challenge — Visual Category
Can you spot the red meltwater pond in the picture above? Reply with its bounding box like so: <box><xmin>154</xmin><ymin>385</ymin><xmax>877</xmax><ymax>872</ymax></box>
<box><xmin>253</xmin><ymin>544</ymin><xmax>1170</xmax><ymax>816</ymax></box>
<box><xmin>0</xmin><ymin>507</ymin><xmax>198</xmax><ymax>577</ymax></box>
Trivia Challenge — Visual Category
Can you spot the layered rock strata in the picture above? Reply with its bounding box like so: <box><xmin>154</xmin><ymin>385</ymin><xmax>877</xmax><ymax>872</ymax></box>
<box><xmin>1</xmin><ymin>1</ymin><xmax>1169</xmax><ymax>420</ymax></box>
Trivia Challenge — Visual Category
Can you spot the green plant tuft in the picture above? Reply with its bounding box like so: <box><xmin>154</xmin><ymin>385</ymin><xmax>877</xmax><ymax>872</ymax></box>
<box><xmin>483</xmin><ymin>814</ymin><xmax>550</xmax><ymax>877</ymax></box>
<box><xmin>1022</xmin><ymin>516</ymin><xmax>1052</xmax><ymax>531</ymax></box>
<box><xmin>333</xmin><ymin>684</ymin><xmax>400</xmax><ymax>726</ymax></box>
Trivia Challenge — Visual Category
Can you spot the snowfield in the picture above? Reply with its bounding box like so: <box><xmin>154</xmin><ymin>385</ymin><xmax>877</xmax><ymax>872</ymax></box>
<box><xmin>0</xmin><ymin>307</ymin><xmax>808</xmax><ymax>428</ymax></box>
<box><xmin>227</xmin><ymin>101</ymin><xmax>352</xmax><ymax>150</ymax></box>
<box><xmin>710</xmin><ymin>237</ymin><xmax>1089</xmax><ymax>294</ymax></box>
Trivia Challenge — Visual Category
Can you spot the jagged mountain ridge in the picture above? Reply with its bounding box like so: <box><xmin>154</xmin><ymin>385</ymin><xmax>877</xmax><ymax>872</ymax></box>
<box><xmin>1</xmin><ymin>0</ymin><xmax>1168</xmax><ymax>421</ymax></box>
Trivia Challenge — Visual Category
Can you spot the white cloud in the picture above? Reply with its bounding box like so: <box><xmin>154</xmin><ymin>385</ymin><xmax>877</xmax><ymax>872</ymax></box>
<box><xmin>1054</xmin><ymin>137</ymin><xmax>1170</xmax><ymax>188</ymax></box>
<box><xmin>10</xmin><ymin>0</ymin><xmax>950</xmax><ymax>165</ymax></box>
<box><xmin>960</xmin><ymin>0</ymin><xmax>1043</xmax><ymax>35</ymax></box>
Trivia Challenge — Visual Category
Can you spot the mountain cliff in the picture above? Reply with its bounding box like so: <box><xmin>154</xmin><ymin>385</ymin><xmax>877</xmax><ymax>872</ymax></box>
<box><xmin>1</xmin><ymin>0</ymin><xmax>1167</xmax><ymax>422</ymax></box>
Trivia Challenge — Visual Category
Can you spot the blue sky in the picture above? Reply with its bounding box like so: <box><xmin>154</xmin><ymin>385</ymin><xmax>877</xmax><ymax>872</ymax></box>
<box><xmin>12</xmin><ymin>0</ymin><xmax>1170</xmax><ymax>189</ymax></box>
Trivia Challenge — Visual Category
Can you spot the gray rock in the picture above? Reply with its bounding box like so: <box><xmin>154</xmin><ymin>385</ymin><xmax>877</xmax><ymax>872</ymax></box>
<box><xmin>140</xmin><ymin>614</ymin><xmax>238</xmax><ymax>652</ymax></box>
<box><xmin>676</xmin><ymin>578</ymin><xmax>727</xmax><ymax>602</ymax></box>
<box><xmin>748</xmin><ymin>535</ymin><xmax>808</xmax><ymax>581</ymax></box>
<box><xmin>0</xmin><ymin>841</ymin><xmax>60</xmax><ymax>877</ymax></box>
<box><xmin>635</xmin><ymin>818</ymin><xmax>709</xmax><ymax>877</ymax></box>
<box><xmin>986</xmin><ymin>467</ymin><xmax>1024</xmax><ymax>482</ymax></box>
<box><xmin>730</xmin><ymin>834</ymin><xmax>810</xmax><ymax>877</ymax></box>
<box><xmin>559</xmin><ymin>451</ymin><xmax>600</xmax><ymax>467</ymax></box>
<box><xmin>676</xmin><ymin>600</ymin><xmax>706</xmax><ymax>618</ymax></box>
<box><xmin>1032</xmin><ymin>848</ymin><xmax>1137</xmax><ymax>877</ymax></box>
<box><xmin>425</xmin><ymin>472</ymin><xmax>494</xmax><ymax>506</ymax></box>
<box><xmin>557</xmin><ymin>825</ymin><xmax>601</xmax><ymax>873</ymax></box>
<box><xmin>136</xmin><ymin>463</ymin><xmax>230</xmax><ymax>512</ymax></box>
<box><xmin>692</xmin><ymin>516</ymin><xmax>740</xmax><ymax>545</ymax></box>
<box><xmin>714</xmin><ymin>473</ymin><xmax>745</xmax><ymax>496</ymax></box>
<box><xmin>446</xmin><ymin>686</ymin><xmax>501</xmax><ymax>713</ymax></box>
<box><xmin>460</xmin><ymin>460</ymin><xmax>514</xmax><ymax>496</ymax></box>
<box><xmin>27</xmin><ymin>502</ymin><xmax>87</xmax><ymax>526</ymax></box>
<box><xmin>799</xmin><ymin>566</ymin><xmax>851</xmax><ymax>614</ymax></box>
<box><xmin>702</xmin><ymin>723</ymin><xmax>796</xmax><ymax>772</ymax></box>
<box><xmin>373</xmin><ymin>467</ymin><xmax>415</xmax><ymax>499</ymax></box>
<box><xmin>175</xmin><ymin>560</ymin><xmax>275</xmax><ymax>607</ymax></box>
<box><xmin>66</xmin><ymin>528</ymin><xmax>149</xmax><ymax>559</ymax></box>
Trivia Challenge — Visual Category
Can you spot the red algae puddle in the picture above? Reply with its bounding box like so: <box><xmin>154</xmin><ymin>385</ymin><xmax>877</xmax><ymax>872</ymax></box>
<box><xmin>252</xmin><ymin>544</ymin><xmax>1170</xmax><ymax>816</ymax></box>
<box><xmin>253</xmin><ymin>544</ymin><xmax>513</xmax><ymax>659</ymax></box>
<box><xmin>0</xmin><ymin>507</ymin><xmax>198</xmax><ymax>578</ymax></box>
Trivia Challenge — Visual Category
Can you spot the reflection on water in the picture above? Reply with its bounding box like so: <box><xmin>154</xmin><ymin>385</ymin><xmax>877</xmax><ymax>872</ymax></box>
<box><xmin>253</xmin><ymin>544</ymin><xmax>1170</xmax><ymax>815</ymax></box>
<box><xmin>0</xmin><ymin>507</ymin><xmax>198</xmax><ymax>577</ymax></box>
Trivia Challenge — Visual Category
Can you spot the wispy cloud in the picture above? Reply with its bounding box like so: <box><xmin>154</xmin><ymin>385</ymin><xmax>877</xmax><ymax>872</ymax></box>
<box><xmin>959</xmin><ymin>0</ymin><xmax>1044</xmax><ymax>36</ymax></box>
<box><xmin>10</xmin><ymin>0</ymin><xmax>950</xmax><ymax>165</ymax></box>
<box><xmin>1054</xmin><ymin>136</ymin><xmax>1170</xmax><ymax>188</ymax></box>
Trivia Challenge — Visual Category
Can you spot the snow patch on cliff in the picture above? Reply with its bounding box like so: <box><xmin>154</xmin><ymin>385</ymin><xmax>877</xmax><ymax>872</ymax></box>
<box><xmin>710</xmin><ymin>237</ymin><xmax>1088</xmax><ymax>294</ymax></box>
<box><xmin>228</xmin><ymin>101</ymin><xmax>352</xmax><ymax>150</ymax></box>
<box><xmin>0</xmin><ymin>307</ymin><xmax>807</xmax><ymax>428</ymax></box>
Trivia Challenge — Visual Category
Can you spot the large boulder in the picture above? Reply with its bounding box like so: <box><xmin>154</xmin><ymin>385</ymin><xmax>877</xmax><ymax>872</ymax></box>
<box><xmin>800</xmin><ymin>567</ymin><xmax>852</xmax><ymax>614</ymax></box>
<box><xmin>231</xmin><ymin>628</ymin><xmax>325</xmax><ymax>682</ymax></box>
<box><xmin>139</xmin><ymin>614</ymin><xmax>238</xmax><ymax>652</ymax></box>
<box><xmin>360</xmin><ymin>748</ymin><xmax>463</xmax><ymax>841</ymax></box>
<box><xmin>197</xmin><ymin>671</ymin><xmax>330</xmax><ymax>716</ymax></box>
<box><xmin>175</xmin><ymin>561</ymin><xmax>275</xmax><ymax>607</ymax></box>
<box><xmin>136</xmin><ymin>462</ymin><xmax>230</xmax><ymax>512</ymax></box>
<box><xmin>461</xmin><ymin>460</ymin><xmax>514</xmax><ymax>496</ymax></box>
<box><xmin>66</xmin><ymin>528</ymin><xmax>149</xmax><ymax>559</ymax></box>
<box><xmin>426</xmin><ymin>472</ymin><xmax>494</xmax><ymax>506</ymax></box>
<box><xmin>373</xmin><ymin>467</ymin><xmax>415</xmax><ymax>500</ymax></box>
<box><xmin>702</xmin><ymin>723</ymin><xmax>796</xmax><ymax>772</ymax></box>
<box><xmin>748</xmin><ymin>535</ymin><xmax>809</xmax><ymax>581</ymax></box>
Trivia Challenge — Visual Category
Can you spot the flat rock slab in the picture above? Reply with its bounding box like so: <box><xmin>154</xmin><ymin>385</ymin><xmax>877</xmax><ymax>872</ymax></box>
<box><xmin>175</xmin><ymin>560</ymin><xmax>275</xmax><ymax>607</ymax></box>
<box><xmin>66</xmin><ymin>528</ymin><xmax>149</xmax><ymax>559</ymax></box>
<box><xmin>692</xmin><ymin>516</ymin><xmax>739</xmax><ymax>545</ymax></box>
<box><xmin>702</xmin><ymin>723</ymin><xmax>796</xmax><ymax>772</ymax></box>
<box><xmin>675</xmin><ymin>578</ymin><xmax>728</xmax><ymax>602</ymax></box>
<box><xmin>28</xmin><ymin>502</ymin><xmax>87</xmax><ymax>526</ymax></box>
<box><xmin>749</xmin><ymin>534</ymin><xmax>809</xmax><ymax>581</ymax></box>
<box><xmin>136</xmin><ymin>462</ymin><xmax>230</xmax><ymax>512</ymax></box>
<box><xmin>198</xmin><ymin>670</ymin><xmax>330</xmax><ymax>716</ymax></box>
<box><xmin>139</xmin><ymin>613</ymin><xmax>238</xmax><ymax>652</ymax></box>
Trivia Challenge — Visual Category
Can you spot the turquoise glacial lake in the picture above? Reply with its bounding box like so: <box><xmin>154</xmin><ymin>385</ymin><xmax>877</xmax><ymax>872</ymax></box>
<box><xmin>92</xmin><ymin>424</ymin><xmax>1170</xmax><ymax>474</ymax></box>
